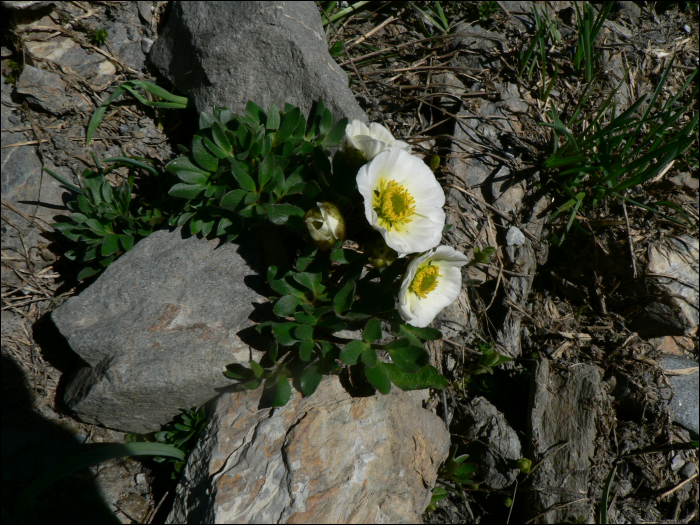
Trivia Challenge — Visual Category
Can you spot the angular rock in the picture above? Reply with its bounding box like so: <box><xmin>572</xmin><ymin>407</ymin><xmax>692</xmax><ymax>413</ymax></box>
<box><xmin>524</xmin><ymin>359</ymin><xmax>602</xmax><ymax>524</ymax></box>
<box><xmin>167</xmin><ymin>376</ymin><xmax>450</xmax><ymax>524</ymax></box>
<box><xmin>148</xmin><ymin>2</ymin><xmax>366</xmax><ymax>123</ymax></box>
<box><xmin>658</xmin><ymin>355</ymin><xmax>699</xmax><ymax>435</ymax></box>
<box><xmin>630</xmin><ymin>235</ymin><xmax>699</xmax><ymax>337</ymax></box>
<box><xmin>452</xmin><ymin>397</ymin><xmax>521</xmax><ymax>489</ymax></box>
<box><xmin>52</xmin><ymin>228</ymin><xmax>265</xmax><ymax>433</ymax></box>
<box><xmin>16</xmin><ymin>65</ymin><xmax>73</xmax><ymax>115</ymax></box>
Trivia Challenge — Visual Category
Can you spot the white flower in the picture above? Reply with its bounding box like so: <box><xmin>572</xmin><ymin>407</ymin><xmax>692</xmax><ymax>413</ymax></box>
<box><xmin>398</xmin><ymin>246</ymin><xmax>469</xmax><ymax>328</ymax></box>
<box><xmin>356</xmin><ymin>148</ymin><xmax>445</xmax><ymax>257</ymax></box>
<box><xmin>305</xmin><ymin>202</ymin><xmax>345</xmax><ymax>250</ymax></box>
<box><xmin>344</xmin><ymin>120</ymin><xmax>412</xmax><ymax>162</ymax></box>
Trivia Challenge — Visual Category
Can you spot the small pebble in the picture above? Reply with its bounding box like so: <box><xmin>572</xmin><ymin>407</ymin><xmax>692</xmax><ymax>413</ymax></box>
<box><xmin>683</xmin><ymin>25</ymin><xmax>691</xmax><ymax>33</ymax></box>
<box><xmin>119</xmin><ymin>123</ymin><xmax>130</xmax><ymax>134</ymax></box>
<box><xmin>681</xmin><ymin>462</ymin><xmax>698</xmax><ymax>478</ymax></box>
<box><xmin>671</xmin><ymin>454</ymin><xmax>685</xmax><ymax>471</ymax></box>
<box><xmin>141</xmin><ymin>37</ymin><xmax>154</xmax><ymax>54</ymax></box>
<box><xmin>8</xmin><ymin>113</ymin><xmax>20</xmax><ymax>124</ymax></box>
<box><xmin>506</xmin><ymin>227</ymin><xmax>526</xmax><ymax>246</ymax></box>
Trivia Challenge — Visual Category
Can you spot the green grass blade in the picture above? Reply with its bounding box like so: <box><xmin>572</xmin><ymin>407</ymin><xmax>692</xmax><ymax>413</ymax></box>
<box><xmin>320</xmin><ymin>0</ymin><xmax>370</xmax><ymax>26</ymax></box>
<box><xmin>102</xmin><ymin>156</ymin><xmax>158</xmax><ymax>176</ymax></box>
<box><xmin>616</xmin><ymin>193</ymin><xmax>687</xmax><ymax>227</ymax></box>
<box><xmin>43</xmin><ymin>167</ymin><xmax>84</xmax><ymax>194</ymax></box>
<box><xmin>14</xmin><ymin>442</ymin><xmax>185</xmax><ymax>520</ymax></box>
<box><xmin>86</xmin><ymin>85</ymin><xmax>126</xmax><ymax>145</ymax></box>
<box><xmin>129</xmin><ymin>80</ymin><xmax>190</xmax><ymax>106</ymax></box>
<box><xmin>599</xmin><ymin>463</ymin><xmax>616</xmax><ymax>524</ymax></box>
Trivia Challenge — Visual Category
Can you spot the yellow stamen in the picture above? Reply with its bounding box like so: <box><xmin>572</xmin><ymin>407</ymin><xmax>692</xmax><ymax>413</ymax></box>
<box><xmin>410</xmin><ymin>264</ymin><xmax>441</xmax><ymax>298</ymax></box>
<box><xmin>372</xmin><ymin>179</ymin><xmax>416</xmax><ymax>231</ymax></box>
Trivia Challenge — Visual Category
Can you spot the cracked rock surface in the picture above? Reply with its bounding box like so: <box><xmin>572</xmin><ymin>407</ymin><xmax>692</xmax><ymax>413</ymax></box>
<box><xmin>167</xmin><ymin>376</ymin><xmax>450</xmax><ymax>524</ymax></box>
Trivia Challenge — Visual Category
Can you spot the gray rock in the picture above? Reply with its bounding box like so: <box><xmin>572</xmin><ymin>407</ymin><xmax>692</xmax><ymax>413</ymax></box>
<box><xmin>630</xmin><ymin>236</ymin><xmax>699</xmax><ymax>337</ymax></box>
<box><xmin>1</xmin><ymin>1</ymin><xmax>53</xmax><ymax>9</ymax></box>
<box><xmin>525</xmin><ymin>359</ymin><xmax>602</xmax><ymax>524</ymax></box>
<box><xmin>16</xmin><ymin>65</ymin><xmax>73</xmax><ymax>115</ymax></box>
<box><xmin>506</xmin><ymin>226</ymin><xmax>526</xmax><ymax>247</ymax></box>
<box><xmin>148</xmin><ymin>2</ymin><xmax>366</xmax><ymax>123</ymax></box>
<box><xmin>53</xmin><ymin>228</ymin><xmax>266</xmax><ymax>433</ymax></box>
<box><xmin>453</xmin><ymin>397</ymin><xmax>522</xmax><ymax>489</ymax></box>
<box><xmin>615</xmin><ymin>1</ymin><xmax>641</xmax><ymax>19</ymax></box>
<box><xmin>659</xmin><ymin>355</ymin><xmax>699</xmax><ymax>435</ymax></box>
<box><xmin>166</xmin><ymin>376</ymin><xmax>450</xmax><ymax>524</ymax></box>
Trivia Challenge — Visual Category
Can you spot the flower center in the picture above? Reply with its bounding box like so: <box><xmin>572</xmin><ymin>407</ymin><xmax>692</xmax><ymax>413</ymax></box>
<box><xmin>410</xmin><ymin>264</ymin><xmax>442</xmax><ymax>298</ymax></box>
<box><xmin>372</xmin><ymin>179</ymin><xmax>416</xmax><ymax>231</ymax></box>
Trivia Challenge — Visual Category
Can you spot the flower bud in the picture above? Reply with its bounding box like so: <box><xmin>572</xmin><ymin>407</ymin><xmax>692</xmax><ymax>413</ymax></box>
<box><xmin>365</xmin><ymin>234</ymin><xmax>397</xmax><ymax>268</ymax></box>
<box><xmin>304</xmin><ymin>202</ymin><xmax>345</xmax><ymax>250</ymax></box>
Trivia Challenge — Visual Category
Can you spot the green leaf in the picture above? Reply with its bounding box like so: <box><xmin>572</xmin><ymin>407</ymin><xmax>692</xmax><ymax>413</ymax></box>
<box><xmin>330</xmin><ymin>248</ymin><xmax>359</xmax><ymax>264</ymax></box>
<box><xmin>333</xmin><ymin>280</ymin><xmax>355</xmax><ymax>314</ymax></box>
<box><xmin>299</xmin><ymin>340</ymin><xmax>315</xmax><ymax>361</ymax></box>
<box><xmin>340</xmin><ymin>340</ymin><xmax>367</xmax><ymax>365</ymax></box>
<box><xmin>364</xmin><ymin>362</ymin><xmax>391</xmax><ymax>394</ymax></box>
<box><xmin>272</xmin><ymin>374</ymin><xmax>292</xmax><ymax>407</ymax></box>
<box><xmin>300</xmin><ymin>361</ymin><xmax>323</xmax><ymax>396</ymax></box>
<box><xmin>245</xmin><ymin>100</ymin><xmax>266</xmax><ymax>125</ymax></box>
<box><xmin>293</xmin><ymin>272</ymin><xmax>323</xmax><ymax>295</ymax></box>
<box><xmin>402</xmin><ymin>324</ymin><xmax>443</xmax><ymax>341</ymax></box>
<box><xmin>266</xmin><ymin>203</ymin><xmax>304</xmax><ymax>225</ymax></box>
<box><xmin>294</xmin><ymin>312</ymin><xmax>316</xmax><ymax>325</ymax></box>
<box><xmin>212</xmin><ymin>121</ymin><xmax>232</xmax><ymax>154</ymax></box>
<box><xmin>274</xmin><ymin>295</ymin><xmax>301</xmax><ymax>316</ymax></box>
<box><xmin>276</xmin><ymin>107</ymin><xmax>301</xmax><ymax>143</ymax></box>
<box><xmin>250</xmin><ymin>359</ymin><xmax>265</xmax><ymax>378</ymax></box>
<box><xmin>176</xmin><ymin>170</ymin><xmax>209</xmax><ymax>185</ymax></box>
<box><xmin>192</xmin><ymin>135</ymin><xmax>218</xmax><ymax>172</ymax></box>
<box><xmin>44</xmin><ymin>167</ymin><xmax>84</xmax><ymax>194</ymax></box>
<box><xmin>294</xmin><ymin>324</ymin><xmax>314</xmax><ymax>341</ymax></box>
<box><xmin>119</xmin><ymin>234</ymin><xmax>134</xmax><ymax>251</ymax></box>
<box><xmin>232</xmin><ymin>162</ymin><xmax>257</xmax><ymax>192</ymax></box>
<box><xmin>202</xmin><ymin>136</ymin><xmax>227</xmax><ymax>159</ymax></box>
<box><xmin>361</xmin><ymin>347</ymin><xmax>378</xmax><ymax>368</ymax></box>
<box><xmin>100</xmin><ymin>181</ymin><xmax>113</xmax><ymax>203</ymax></box>
<box><xmin>85</xmin><ymin>219</ymin><xmax>109</xmax><ymax>235</ymax></box>
<box><xmin>267</xmin><ymin>102</ymin><xmax>280</xmax><ymax>130</ymax></box>
<box><xmin>220</xmin><ymin>189</ymin><xmax>248</xmax><ymax>211</ymax></box>
<box><xmin>384</xmin><ymin>364</ymin><xmax>448</xmax><ymax>390</ymax></box>
<box><xmin>166</xmin><ymin>156</ymin><xmax>209</xmax><ymax>175</ymax></box>
<box><xmin>363</xmin><ymin>318</ymin><xmax>382</xmax><ymax>343</ymax></box>
<box><xmin>101</xmin><ymin>234</ymin><xmax>120</xmax><ymax>256</ymax></box>
<box><xmin>388</xmin><ymin>345</ymin><xmax>429</xmax><ymax>374</ymax></box>
<box><xmin>258</xmin><ymin>152</ymin><xmax>274</xmax><ymax>190</ymax></box>
<box><xmin>323</xmin><ymin>117</ymin><xmax>348</xmax><ymax>147</ymax></box>
<box><xmin>169</xmin><ymin>183</ymin><xmax>204</xmax><ymax>199</ymax></box>
<box><xmin>272</xmin><ymin>322</ymin><xmax>299</xmax><ymax>346</ymax></box>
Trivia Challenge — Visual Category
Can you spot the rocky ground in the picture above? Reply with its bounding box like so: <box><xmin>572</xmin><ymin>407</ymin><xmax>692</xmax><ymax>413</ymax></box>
<box><xmin>1</xmin><ymin>1</ymin><xmax>698</xmax><ymax>524</ymax></box>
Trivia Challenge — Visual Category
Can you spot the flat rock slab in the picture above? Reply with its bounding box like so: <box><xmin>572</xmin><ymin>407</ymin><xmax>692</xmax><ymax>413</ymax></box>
<box><xmin>52</xmin><ymin>228</ymin><xmax>264</xmax><ymax>433</ymax></box>
<box><xmin>659</xmin><ymin>355</ymin><xmax>699</xmax><ymax>435</ymax></box>
<box><xmin>525</xmin><ymin>359</ymin><xmax>602</xmax><ymax>524</ymax></box>
<box><xmin>167</xmin><ymin>376</ymin><xmax>450</xmax><ymax>524</ymax></box>
<box><xmin>149</xmin><ymin>1</ymin><xmax>367</xmax><ymax>123</ymax></box>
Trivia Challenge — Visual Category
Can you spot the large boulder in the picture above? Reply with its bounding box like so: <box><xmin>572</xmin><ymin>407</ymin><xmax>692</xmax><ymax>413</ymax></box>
<box><xmin>149</xmin><ymin>1</ymin><xmax>367</xmax><ymax>123</ymax></box>
<box><xmin>52</xmin><ymin>228</ymin><xmax>265</xmax><ymax>433</ymax></box>
<box><xmin>167</xmin><ymin>376</ymin><xmax>450</xmax><ymax>524</ymax></box>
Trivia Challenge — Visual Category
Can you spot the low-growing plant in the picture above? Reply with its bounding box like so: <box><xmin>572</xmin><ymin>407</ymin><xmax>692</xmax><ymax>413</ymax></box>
<box><xmin>46</xmin><ymin>154</ymin><xmax>176</xmax><ymax>281</ymax></box>
<box><xmin>89</xmin><ymin>27</ymin><xmax>109</xmax><ymax>46</ymax></box>
<box><xmin>126</xmin><ymin>406</ymin><xmax>207</xmax><ymax>478</ymax></box>
<box><xmin>518</xmin><ymin>4</ymin><xmax>561</xmax><ymax>101</ymax></box>
<box><xmin>542</xmin><ymin>56</ymin><xmax>698</xmax><ymax>243</ymax></box>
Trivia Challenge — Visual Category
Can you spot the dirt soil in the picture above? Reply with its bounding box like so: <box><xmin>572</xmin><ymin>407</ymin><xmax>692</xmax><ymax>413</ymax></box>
<box><xmin>1</xmin><ymin>1</ymin><xmax>698</xmax><ymax>524</ymax></box>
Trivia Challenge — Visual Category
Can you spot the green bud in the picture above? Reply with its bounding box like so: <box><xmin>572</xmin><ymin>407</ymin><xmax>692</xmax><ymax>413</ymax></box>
<box><xmin>503</xmin><ymin>496</ymin><xmax>513</xmax><ymax>508</ymax></box>
<box><xmin>365</xmin><ymin>234</ymin><xmax>397</xmax><ymax>268</ymax></box>
<box><xmin>304</xmin><ymin>202</ymin><xmax>345</xmax><ymax>250</ymax></box>
<box><xmin>430</xmin><ymin>155</ymin><xmax>440</xmax><ymax>171</ymax></box>
<box><xmin>516</xmin><ymin>457</ymin><xmax>532</xmax><ymax>474</ymax></box>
